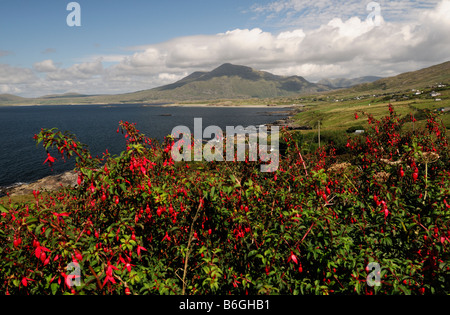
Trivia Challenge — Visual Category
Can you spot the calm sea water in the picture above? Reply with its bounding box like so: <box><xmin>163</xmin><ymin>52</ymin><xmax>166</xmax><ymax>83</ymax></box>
<box><xmin>0</xmin><ymin>104</ymin><xmax>288</xmax><ymax>191</ymax></box>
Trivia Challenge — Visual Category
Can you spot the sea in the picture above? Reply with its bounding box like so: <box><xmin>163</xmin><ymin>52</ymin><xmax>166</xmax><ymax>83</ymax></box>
<box><xmin>0</xmin><ymin>103</ymin><xmax>289</xmax><ymax>194</ymax></box>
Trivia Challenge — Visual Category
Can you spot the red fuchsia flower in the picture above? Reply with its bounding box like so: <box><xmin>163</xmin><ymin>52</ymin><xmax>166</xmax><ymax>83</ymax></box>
<box><xmin>53</xmin><ymin>212</ymin><xmax>69</xmax><ymax>219</ymax></box>
<box><xmin>162</xmin><ymin>232</ymin><xmax>172</xmax><ymax>242</ymax></box>
<box><xmin>73</xmin><ymin>251</ymin><xmax>83</xmax><ymax>262</ymax></box>
<box><xmin>32</xmin><ymin>190</ymin><xmax>40</xmax><ymax>200</ymax></box>
<box><xmin>288</xmin><ymin>252</ymin><xmax>298</xmax><ymax>264</ymax></box>
<box><xmin>21</xmin><ymin>277</ymin><xmax>34</xmax><ymax>287</ymax></box>
<box><xmin>114</xmin><ymin>196</ymin><xmax>120</xmax><ymax>204</ymax></box>
<box><xmin>384</xmin><ymin>207</ymin><xmax>390</xmax><ymax>220</ymax></box>
<box><xmin>13</xmin><ymin>238</ymin><xmax>22</xmax><ymax>248</ymax></box>
<box><xmin>373</xmin><ymin>194</ymin><xmax>381</xmax><ymax>206</ymax></box>
<box><xmin>103</xmin><ymin>262</ymin><xmax>119</xmax><ymax>287</ymax></box>
<box><xmin>35</xmin><ymin>244</ymin><xmax>50</xmax><ymax>260</ymax></box>
<box><xmin>137</xmin><ymin>245</ymin><xmax>147</xmax><ymax>257</ymax></box>
<box><xmin>43</xmin><ymin>153</ymin><xmax>57</xmax><ymax>167</ymax></box>
<box><xmin>119</xmin><ymin>256</ymin><xmax>135</xmax><ymax>273</ymax></box>
<box><xmin>444</xmin><ymin>199</ymin><xmax>450</xmax><ymax>209</ymax></box>
<box><xmin>378</xmin><ymin>200</ymin><xmax>389</xmax><ymax>220</ymax></box>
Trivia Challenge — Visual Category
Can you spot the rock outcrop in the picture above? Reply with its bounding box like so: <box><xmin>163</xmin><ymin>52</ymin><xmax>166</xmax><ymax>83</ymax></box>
<box><xmin>3</xmin><ymin>171</ymin><xmax>78</xmax><ymax>197</ymax></box>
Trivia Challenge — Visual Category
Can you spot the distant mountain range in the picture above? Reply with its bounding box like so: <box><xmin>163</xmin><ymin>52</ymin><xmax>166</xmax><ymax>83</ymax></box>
<box><xmin>0</xmin><ymin>61</ymin><xmax>449</xmax><ymax>106</ymax></box>
<box><xmin>317</xmin><ymin>76</ymin><xmax>383</xmax><ymax>89</ymax></box>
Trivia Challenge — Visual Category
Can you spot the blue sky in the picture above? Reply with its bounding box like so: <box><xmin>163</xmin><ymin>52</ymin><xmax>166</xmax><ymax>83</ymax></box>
<box><xmin>0</xmin><ymin>1</ymin><xmax>258</xmax><ymax>67</ymax></box>
<box><xmin>1</xmin><ymin>0</ymin><xmax>449</xmax><ymax>97</ymax></box>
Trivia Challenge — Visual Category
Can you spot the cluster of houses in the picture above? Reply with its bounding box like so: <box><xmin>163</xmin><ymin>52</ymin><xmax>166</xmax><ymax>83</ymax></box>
<box><xmin>412</xmin><ymin>83</ymin><xmax>447</xmax><ymax>102</ymax></box>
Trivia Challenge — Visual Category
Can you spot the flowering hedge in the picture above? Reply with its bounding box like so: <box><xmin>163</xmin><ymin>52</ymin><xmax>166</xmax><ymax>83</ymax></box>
<box><xmin>1</xmin><ymin>105</ymin><xmax>449</xmax><ymax>295</ymax></box>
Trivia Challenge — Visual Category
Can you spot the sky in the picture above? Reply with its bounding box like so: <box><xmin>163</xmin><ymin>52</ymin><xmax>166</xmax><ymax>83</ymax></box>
<box><xmin>0</xmin><ymin>0</ymin><xmax>449</xmax><ymax>97</ymax></box>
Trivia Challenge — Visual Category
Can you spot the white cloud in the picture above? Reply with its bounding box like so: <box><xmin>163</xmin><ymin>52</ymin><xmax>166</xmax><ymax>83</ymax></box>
<box><xmin>0</xmin><ymin>64</ymin><xmax>36</xmax><ymax>84</ymax></box>
<box><xmin>33</xmin><ymin>60</ymin><xmax>58</xmax><ymax>73</ymax></box>
<box><xmin>0</xmin><ymin>84</ymin><xmax>22</xmax><ymax>94</ymax></box>
<box><xmin>46</xmin><ymin>59</ymin><xmax>104</xmax><ymax>81</ymax></box>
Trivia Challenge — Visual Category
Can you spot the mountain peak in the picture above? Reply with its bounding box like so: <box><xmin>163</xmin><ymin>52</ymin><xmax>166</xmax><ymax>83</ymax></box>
<box><xmin>212</xmin><ymin>63</ymin><xmax>252</xmax><ymax>72</ymax></box>
<box><xmin>151</xmin><ymin>63</ymin><xmax>329</xmax><ymax>99</ymax></box>
<box><xmin>208</xmin><ymin>63</ymin><xmax>261</xmax><ymax>81</ymax></box>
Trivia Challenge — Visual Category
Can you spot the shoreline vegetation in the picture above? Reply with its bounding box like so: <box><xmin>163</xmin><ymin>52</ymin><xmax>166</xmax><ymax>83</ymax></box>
<box><xmin>0</xmin><ymin>104</ymin><xmax>300</xmax><ymax>199</ymax></box>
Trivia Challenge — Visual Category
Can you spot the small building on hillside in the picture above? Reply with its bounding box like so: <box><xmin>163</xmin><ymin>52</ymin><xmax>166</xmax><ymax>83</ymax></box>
<box><xmin>431</xmin><ymin>91</ymin><xmax>441</xmax><ymax>97</ymax></box>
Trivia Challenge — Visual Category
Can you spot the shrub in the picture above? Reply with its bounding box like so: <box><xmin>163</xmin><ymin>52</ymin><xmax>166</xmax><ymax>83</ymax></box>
<box><xmin>0</xmin><ymin>105</ymin><xmax>449</xmax><ymax>295</ymax></box>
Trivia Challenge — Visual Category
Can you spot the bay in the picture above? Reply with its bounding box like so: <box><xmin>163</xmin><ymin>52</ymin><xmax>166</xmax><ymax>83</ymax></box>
<box><xmin>0</xmin><ymin>104</ymin><xmax>289</xmax><ymax>191</ymax></box>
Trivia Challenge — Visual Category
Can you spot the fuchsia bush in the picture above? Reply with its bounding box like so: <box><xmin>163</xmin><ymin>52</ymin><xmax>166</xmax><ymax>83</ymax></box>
<box><xmin>1</xmin><ymin>105</ymin><xmax>449</xmax><ymax>295</ymax></box>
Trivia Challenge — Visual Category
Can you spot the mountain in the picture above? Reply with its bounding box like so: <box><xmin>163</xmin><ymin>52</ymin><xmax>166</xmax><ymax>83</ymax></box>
<box><xmin>116</xmin><ymin>63</ymin><xmax>332</xmax><ymax>102</ymax></box>
<box><xmin>0</xmin><ymin>94</ymin><xmax>27</xmax><ymax>103</ymax></box>
<box><xmin>318</xmin><ymin>76</ymin><xmax>383</xmax><ymax>89</ymax></box>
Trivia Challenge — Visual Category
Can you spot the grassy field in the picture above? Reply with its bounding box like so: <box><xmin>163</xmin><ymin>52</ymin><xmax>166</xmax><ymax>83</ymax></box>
<box><xmin>291</xmin><ymin>86</ymin><xmax>450</xmax><ymax>132</ymax></box>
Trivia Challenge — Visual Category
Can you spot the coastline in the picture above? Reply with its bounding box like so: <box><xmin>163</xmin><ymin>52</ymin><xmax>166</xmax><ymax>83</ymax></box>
<box><xmin>159</xmin><ymin>103</ymin><xmax>292</xmax><ymax>108</ymax></box>
<box><xmin>2</xmin><ymin>102</ymin><xmax>295</xmax><ymax>108</ymax></box>
<box><xmin>0</xmin><ymin>104</ymin><xmax>305</xmax><ymax>197</ymax></box>
<box><xmin>0</xmin><ymin>171</ymin><xmax>78</xmax><ymax>198</ymax></box>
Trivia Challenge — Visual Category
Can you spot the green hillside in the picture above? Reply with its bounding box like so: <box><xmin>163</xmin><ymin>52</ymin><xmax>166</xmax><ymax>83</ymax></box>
<box><xmin>350</xmin><ymin>61</ymin><xmax>450</xmax><ymax>94</ymax></box>
<box><xmin>0</xmin><ymin>94</ymin><xmax>27</xmax><ymax>105</ymax></box>
<box><xmin>1</xmin><ymin>61</ymin><xmax>449</xmax><ymax>107</ymax></box>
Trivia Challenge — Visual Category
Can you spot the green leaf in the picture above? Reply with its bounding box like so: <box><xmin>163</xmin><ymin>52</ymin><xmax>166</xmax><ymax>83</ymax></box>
<box><xmin>26</xmin><ymin>217</ymin><xmax>38</xmax><ymax>225</ymax></box>
<box><xmin>45</xmin><ymin>227</ymin><xmax>52</xmax><ymax>238</ymax></box>
<box><xmin>51</xmin><ymin>283</ymin><xmax>59</xmax><ymax>295</ymax></box>
<box><xmin>0</xmin><ymin>204</ymin><xmax>8</xmax><ymax>213</ymax></box>
<box><xmin>35</xmin><ymin>223</ymin><xmax>45</xmax><ymax>235</ymax></box>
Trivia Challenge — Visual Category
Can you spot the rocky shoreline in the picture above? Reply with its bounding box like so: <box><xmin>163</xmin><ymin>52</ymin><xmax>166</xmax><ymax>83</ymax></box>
<box><xmin>267</xmin><ymin>105</ymin><xmax>312</xmax><ymax>130</ymax></box>
<box><xmin>1</xmin><ymin>171</ymin><xmax>79</xmax><ymax>197</ymax></box>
